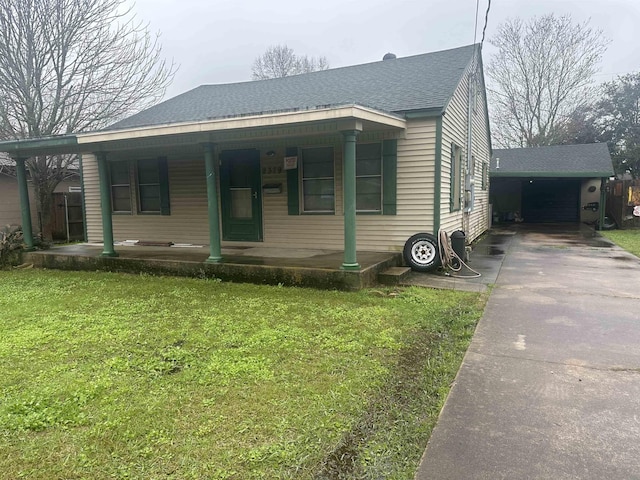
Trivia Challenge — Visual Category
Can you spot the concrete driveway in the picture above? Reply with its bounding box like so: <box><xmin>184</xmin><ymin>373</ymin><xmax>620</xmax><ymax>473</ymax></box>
<box><xmin>416</xmin><ymin>225</ymin><xmax>640</xmax><ymax>479</ymax></box>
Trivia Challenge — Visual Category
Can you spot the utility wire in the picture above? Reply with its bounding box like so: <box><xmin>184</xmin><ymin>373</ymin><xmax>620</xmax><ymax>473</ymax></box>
<box><xmin>473</xmin><ymin>0</ymin><xmax>480</xmax><ymax>44</ymax></box>
<box><xmin>481</xmin><ymin>0</ymin><xmax>492</xmax><ymax>44</ymax></box>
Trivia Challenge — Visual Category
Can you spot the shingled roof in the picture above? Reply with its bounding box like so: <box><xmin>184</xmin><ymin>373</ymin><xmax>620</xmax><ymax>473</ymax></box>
<box><xmin>106</xmin><ymin>44</ymin><xmax>478</xmax><ymax>131</ymax></box>
<box><xmin>491</xmin><ymin>144</ymin><xmax>614</xmax><ymax>177</ymax></box>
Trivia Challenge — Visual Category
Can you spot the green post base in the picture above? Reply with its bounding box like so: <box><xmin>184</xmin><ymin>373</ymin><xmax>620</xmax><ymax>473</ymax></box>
<box><xmin>341</xmin><ymin>262</ymin><xmax>361</xmax><ymax>271</ymax></box>
<box><xmin>100</xmin><ymin>251</ymin><xmax>119</xmax><ymax>258</ymax></box>
<box><xmin>205</xmin><ymin>256</ymin><xmax>222</xmax><ymax>264</ymax></box>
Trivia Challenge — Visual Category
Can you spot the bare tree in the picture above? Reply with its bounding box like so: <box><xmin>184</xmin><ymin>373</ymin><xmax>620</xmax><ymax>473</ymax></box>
<box><xmin>251</xmin><ymin>45</ymin><xmax>329</xmax><ymax>80</ymax></box>
<box><xmin>487</xmin><ymin>14</ymin><xmax>608</xmax><ymax>148</ymax></box>
<box><xmin>0</xmin><ymin>0</ymin><xmax>175</xmax><ymax>238</ymax></box>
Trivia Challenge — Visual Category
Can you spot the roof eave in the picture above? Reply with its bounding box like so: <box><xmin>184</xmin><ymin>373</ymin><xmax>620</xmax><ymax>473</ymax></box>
<box><xmin>402</xmin><ymin>108</ymin><xmax>444</xmax><ymax>119</ymax></box>
<box><xmin>77</xmin><ymin>104</ymin><xmax>406</xmax><ymax>146</ymax></box>
<box><xmin>0</xmin><ymin>135</ymin><xmax>79</xmax><ymax>157</ymax></box>
<box><xmin>490</xmin><ymin>171</ymin><xmax>614</xmax><ymax>178</ymax></box>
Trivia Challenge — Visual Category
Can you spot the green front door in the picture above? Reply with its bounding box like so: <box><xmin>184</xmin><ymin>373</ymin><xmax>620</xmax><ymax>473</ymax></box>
<box><xmin>220</xmin><ymin>149</ymin><xmax>263</xmax><ymax>241</ymax></box>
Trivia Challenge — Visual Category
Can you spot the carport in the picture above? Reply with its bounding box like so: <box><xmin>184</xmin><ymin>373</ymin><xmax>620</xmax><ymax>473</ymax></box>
<box><xmin>490</xmin><ymin>144</ymin><xmax>614</xmax><ymax>227</ymax></box>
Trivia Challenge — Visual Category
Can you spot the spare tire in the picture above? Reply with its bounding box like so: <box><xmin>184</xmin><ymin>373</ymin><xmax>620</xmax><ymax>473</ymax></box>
<box><xmin>403</xmin><ymin>233</ymin><xmax>441</xmax><ymax>272</ymax></box>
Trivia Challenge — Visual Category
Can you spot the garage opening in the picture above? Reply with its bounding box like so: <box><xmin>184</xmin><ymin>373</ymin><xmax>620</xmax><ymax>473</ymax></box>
<box><xmin>521</xmin><ymin>178</ymin><xmax>580</xmax><ymax>223</ymax></box>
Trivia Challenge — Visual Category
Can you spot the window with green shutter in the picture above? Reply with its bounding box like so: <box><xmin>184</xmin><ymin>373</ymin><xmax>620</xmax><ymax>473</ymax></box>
<box><xmin>450</xmin><ymin>143</ymin><xmax>462</xmax><ymax>212</ymax></box>
<box><xmin>109</xmin><ymin>158</ymin><xmax>170</xmax><ymax>215</ymax></box>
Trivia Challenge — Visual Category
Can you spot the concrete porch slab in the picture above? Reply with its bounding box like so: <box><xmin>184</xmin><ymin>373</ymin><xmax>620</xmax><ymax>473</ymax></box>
<box><xmin>22</xmin><ymin>243</ymin><xmax>402</xmax><ymax>291</ymax></box>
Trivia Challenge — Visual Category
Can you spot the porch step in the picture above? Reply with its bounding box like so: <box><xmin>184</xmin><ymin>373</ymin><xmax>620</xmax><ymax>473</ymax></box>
<box><xmin>378</xmin><ymin>266</ymin><xmax>412</xmax><ymax>285</ymax></box>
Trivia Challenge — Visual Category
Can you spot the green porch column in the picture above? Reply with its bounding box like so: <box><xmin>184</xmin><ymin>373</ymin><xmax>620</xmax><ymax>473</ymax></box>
<box><xmin>96</xmin><ymin>152</ymin><xmax>118</xmax><ymax>257</ymax></box>
<box><xmin>204</xmin><ymin>143</ymin><xmax>222</xmax><ymax>263</ymax></box>
<box><xmin>341</xmin><ymin>130</ymin><xmax>360</xmax><ymax>270</ymax></box>
<box><xmin>14</xmin><ymin>157</ymin><xmax>35</xmax><ymax>251</ymax></box>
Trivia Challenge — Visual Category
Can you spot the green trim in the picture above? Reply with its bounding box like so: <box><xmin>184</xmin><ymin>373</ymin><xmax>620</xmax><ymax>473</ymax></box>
<box><xmin>434</xmin><ymin>117</ymin><xmax>443</xmax><ymax>234</ymax></box>
<box><xmin>286</xmin><ymin>147</ymin><xmax>299</xmax><ymax>215</ymax></box>
<box><xmin>157</xmin><ymin>157</ymin><xmax>171</xmax><ymax>215</ymax></box>
<box><xmin>78</xmin><ymin>156</ymin><xmax>88</xmax><ymax>242</ymax></box>
<box><xmin>490</xmin><ymin>171</ymin><xmax>614</xmax><ymax>178</ymax></box>
<box><xmin>598</xmin><ymin>177</ymin><xmax>607</xmax><ymax>231</ymax></box>
<box><xmin>0</xmin><ymin>135</ymin><xmax>78</xmax><ymax>156</ymax></box>
<box><xmin>382</xmin><ymin>139</ymin><xmax>397</xmax><ymax>215</ymax></box>
<box><xmin>204</xmin><ymin>144</ymin><xmax>222</xmax><ymax>263</ymax></box>
<box><xmin>219</xmin><ymin>149</ymin><xmax>263</xmax><ymax>242</ymax></box>
<box><xmin>403</xmin><ymin>108</ymin><xmax>443</xmax><ymax>119</ymax></box>
<box><xmin>341</xmin><ymin>130</ymin><xmax>360</xmax><ymax>270</ymax></box>
<box><xmin>96</xmin><ymin>153</ymin><xmax>118</xmax><ymax>257</ymax></box>
<box><xmin>14</xmin><ymin>157</ymin><xmax>35</xmax><ymax>250</ymax></box>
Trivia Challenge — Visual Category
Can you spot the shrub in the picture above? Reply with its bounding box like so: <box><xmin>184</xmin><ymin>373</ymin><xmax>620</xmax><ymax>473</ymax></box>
<box><xmin>0</xmin><ymin>225</ymin><xmax>24</xmax><ymax>267</ymax></box>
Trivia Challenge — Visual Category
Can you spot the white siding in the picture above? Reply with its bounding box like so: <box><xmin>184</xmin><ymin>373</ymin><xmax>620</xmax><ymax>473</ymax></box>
<box><xmin>440</xmin><ymin>55</ymin><xmax>491</xmax><ymax>242</ymax></box>
<box><xmin>83</xmin><ymin>122</ymin><xmax>437</xmax><ymax>252</ymax></box>
<box><xmin>84</xmin><ymin>153</ymin><xmax>210</xmax><ymax>245</ymax></box>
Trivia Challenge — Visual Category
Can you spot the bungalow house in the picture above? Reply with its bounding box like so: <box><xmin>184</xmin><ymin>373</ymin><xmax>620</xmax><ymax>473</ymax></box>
<box><xmin>0</xmin><ymin>44</ymin><xmax>491</xmax><ymax>277</ymax></box>
<box><xmin>490</xmin><ymin>144</ymin><xmax>614</xmax><ymax>227</ymax></box>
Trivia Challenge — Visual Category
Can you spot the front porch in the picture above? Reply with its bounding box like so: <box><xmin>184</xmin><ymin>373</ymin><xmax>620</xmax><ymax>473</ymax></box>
<box><xmin>23</xmin><ymin>243</ymin><xmax>401</xmax><ymax>290</ymax></box>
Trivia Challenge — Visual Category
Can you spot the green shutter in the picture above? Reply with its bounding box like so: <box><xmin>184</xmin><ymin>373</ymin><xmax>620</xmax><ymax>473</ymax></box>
<box><xmin>158</xmin><ymin>157</ymin><xmax>171</xmax><ymax>215</ymax></box>
<box><xmin>286</xmin><ymin>147</ymin><xmax>299</xmax><ymax>215</ymax></box>
<box><xmin>382</xmin><ymin>139</ymin><xmax>397</xmax><ymax>215</ymax></box>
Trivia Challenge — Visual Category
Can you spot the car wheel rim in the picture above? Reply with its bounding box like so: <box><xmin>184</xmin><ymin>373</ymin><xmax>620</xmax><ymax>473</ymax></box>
<box><xmin>411</xmin><ymin>241</ymin><xmax>436</xmax><ymax>265</ymax></box>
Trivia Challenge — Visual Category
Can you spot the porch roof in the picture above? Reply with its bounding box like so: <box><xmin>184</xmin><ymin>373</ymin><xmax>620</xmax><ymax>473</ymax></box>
<box><xmin>0</xmin><ymin>104</ymin><xmax>406</xmax><ymax>157</ymax></box>
<box><xmin>490</xmin><ymin>144</ymin><xmax>614</xmax><ymax>178</ymax></box>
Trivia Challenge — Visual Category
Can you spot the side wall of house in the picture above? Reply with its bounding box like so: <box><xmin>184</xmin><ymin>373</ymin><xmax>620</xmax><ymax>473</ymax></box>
<box><xmin>0</xmin><ymin>174</ymin><xmax>35</xmax><ymax>228</ymax></box>
<box><xmin>83</xmin><ymin>118</ymin><xmax>437</xmax><ymax>252</ymax></box>
<box><xmin>440</xmin><ymin>56</ymin><xmax>491</xmax><ymax>242</ymax></box>
<box><xmin>0</xmin><ymin>174</ymin><xmax>80</xmax><ymax>232</ymax></box>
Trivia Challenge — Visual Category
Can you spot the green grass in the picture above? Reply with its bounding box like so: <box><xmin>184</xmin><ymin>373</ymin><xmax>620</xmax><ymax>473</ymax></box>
<box><xmin>0</xmin><ymin>270</ymin><xmax>484</xmax><ymax>479</ymax></box>
<box><xmin>601</xmin><ymin>229</ymin><xmax>640</xmax><ymax>257</ymax></box>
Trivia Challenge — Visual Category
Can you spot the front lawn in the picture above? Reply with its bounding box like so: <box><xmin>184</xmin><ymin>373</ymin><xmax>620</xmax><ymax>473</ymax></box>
<box><xmin>0</xmin><ymin>270</ymin><xmax>483</xmax><ymax>479</ymax></box>
<box><xmin>601</xmin><ymin>229</ymin><xmax>640</xmax><ymax>257</ymax></box>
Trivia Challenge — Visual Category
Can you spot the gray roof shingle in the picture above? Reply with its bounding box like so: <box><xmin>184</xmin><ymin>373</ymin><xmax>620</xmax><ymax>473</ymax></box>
<box><xmin>106</xmin><ymin>44</ymin><xmax>477</xmax><ymax>131</ymax></box>
<box><xmin>491</xmin><ymin>144</ymin><xmax>614</xmax><ymax>177</ymax></box>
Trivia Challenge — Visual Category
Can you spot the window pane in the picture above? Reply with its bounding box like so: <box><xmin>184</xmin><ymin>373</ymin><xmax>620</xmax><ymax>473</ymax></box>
<box><xmin>303</xmin><ymin>179</ymin><xmax>334</xmax><ymax>211</ymax></box>
<box><xmin>357</xmin><ymin>158</ymin><xmax>381</xmax><ymax>176</ymax></box>
<box><xmin>302</xmin><ymin>147</ymin><xmax>333</xmax><ymax>178</ymax></box>
<box><xmin>302</xmin><ymin>147</ymin><xmax>334</xmax><ymax>212</ymax></box>
<box><xmin>139</xmin><ymin>185</ymin><xmax>161</xmax><ymax>212</ymax></box>
<box><xmin>112</xmin><ymin>186</ymin><xmax>131</xmax><ymax>212</ymax></box>
<box><xmin>356</xmin><ymin>144</ymin><xmax>381</xmax><ymax>176</ymax></box>
<box><xmin>356</xmin><ymin>178</ymin><xmax>381</xmax><ymax>211</ymax></box>
<box><xmin>138</xmin><ymin>159</ymin><xmax>160</xmax><ymax>184</ymax></box>
<box><xmin>110</xmin><ymin>162</ymin><xmax>130</xmax><ymax>185</ymax></box>
<box><xmin>230</xmin><ymin>188</ymin><xmax>252</xmax><ymax>218</ymax></box>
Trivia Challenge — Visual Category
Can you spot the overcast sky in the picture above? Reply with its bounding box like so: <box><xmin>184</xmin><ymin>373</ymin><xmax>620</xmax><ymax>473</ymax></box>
<box><xmin>130</xmin><ymin>0</ymin><xmax>640</xmax><ymax>99</ymax></box>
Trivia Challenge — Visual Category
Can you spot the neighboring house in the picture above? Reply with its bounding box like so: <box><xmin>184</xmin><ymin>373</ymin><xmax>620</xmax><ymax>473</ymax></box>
<box><xmin>490</xmin><ymin>144</ymin><xmax>614</xmax><ymax>225</ymax></box>
<box><xmin>0</xmin><ymin>44</ymin><xmax>491</xmax><ymax>269</ymax></box>
<box><xmin>0</xmin><ymin>156</ymin><xmax>82</xmax><ymax>239</ymax></box>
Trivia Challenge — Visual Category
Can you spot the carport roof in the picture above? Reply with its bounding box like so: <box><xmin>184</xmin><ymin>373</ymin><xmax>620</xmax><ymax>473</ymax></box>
<box><xmin>490</xmin><ymin>143</ymin><xmax>614</xmax><ymax>178</ymax></box>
